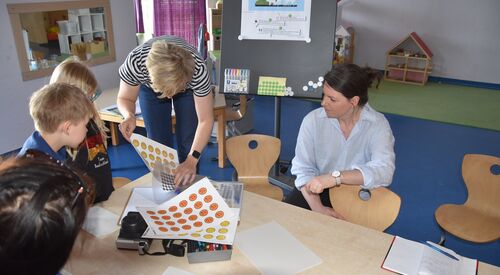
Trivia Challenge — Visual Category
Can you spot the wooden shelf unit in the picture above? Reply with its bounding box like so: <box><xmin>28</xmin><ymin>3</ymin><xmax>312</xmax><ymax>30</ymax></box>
<box><xmin>384</xmin><ymin>32</ymin><xmax>433</xmax><ymax>85</ymax></box>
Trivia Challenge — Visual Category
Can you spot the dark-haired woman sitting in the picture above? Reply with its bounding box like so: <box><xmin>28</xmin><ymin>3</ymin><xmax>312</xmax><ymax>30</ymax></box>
<box><xmin>285</xmin><ymin>64</ymin><xmax>396</xmax><ymax>219</ymax></box>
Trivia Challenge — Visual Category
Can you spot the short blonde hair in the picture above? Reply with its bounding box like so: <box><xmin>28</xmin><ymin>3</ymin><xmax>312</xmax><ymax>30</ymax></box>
<box><xmin>49</xmin><ymin>58</ymin><xmax>108</xmax><ymax>141</ymax></box>
<box><xmin>29</xmin><ymin>83</ymin><xmax>94</xmax><ymax>133</ymax></box>
<box><xmin>146</xmin><ymin>40</ymin><xmax>195</xmax><ymax>98</ymax></box>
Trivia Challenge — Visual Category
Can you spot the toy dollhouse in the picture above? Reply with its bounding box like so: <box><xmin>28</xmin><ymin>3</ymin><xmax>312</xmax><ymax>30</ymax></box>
<box><xmin>384</xmin><ymin>32</ymin><xmax>433</xmax><ymax>85</ymax></box>
<box><xmin>333</xmin><ymin>25</ymin><xmax>355</xmax><ymax>64</ymax></box>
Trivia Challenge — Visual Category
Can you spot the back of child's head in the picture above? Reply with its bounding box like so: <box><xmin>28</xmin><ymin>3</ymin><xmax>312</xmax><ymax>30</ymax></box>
<box><xmin>49</xmin><ymin>59</ymin><xmax>108</xmax><ymax>141</ymax></box>
<box><xmin>50</xmin><ymin>58</ymin><xmax>98</xmax><ymax>98</ymax></box>
<box><xmin>29</xmin><ymin>82</ymin><xmax>94</xmax><ymax>133</ymax></box>
<box><xmin>0</xmin><ymin>156</ymin><xmax>93</xmax><ymax>275</ymax></box>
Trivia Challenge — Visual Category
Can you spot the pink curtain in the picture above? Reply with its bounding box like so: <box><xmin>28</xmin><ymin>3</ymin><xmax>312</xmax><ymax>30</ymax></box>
<box><xmin>134</xmin><ymin>0</ymin><xmax>144</xmax><ymax>33</ymax></box>
<box><xmin>153</xmin><ymin>0</ymin><xmax>206</xmax><ymax>47</ymax></box>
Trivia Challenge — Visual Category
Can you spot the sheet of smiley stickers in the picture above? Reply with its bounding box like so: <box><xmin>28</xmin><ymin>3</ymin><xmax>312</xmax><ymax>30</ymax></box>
<box><xmin>130</xmin><ymin>133</ymin><xmax>179</xmax><ymax>171</ymax></box>
<box><xmin>137</xmin><ymin>178</ymin><xmax>239</xmax><ymax>245</ymax></box>
<box><xmin>130</xmin><ymin>133</ymin><xmax>179</xmax><ymax>190</ymax></box>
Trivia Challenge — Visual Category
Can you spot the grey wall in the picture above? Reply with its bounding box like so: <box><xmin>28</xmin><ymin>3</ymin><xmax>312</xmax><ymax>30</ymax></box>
<box><xmin>340</xmin><ymin>0</ymin><xmax>500</xmax><ymax>84</ymax></box>
<box><xmin>220</xmin><ymin>0</ymin><xmax>336</xmax><ymax>99</ymax></box>
<box><xmin>0</xmin><ymin>0</ymin><xmax>137</xmax><ymax>153</ymax></box>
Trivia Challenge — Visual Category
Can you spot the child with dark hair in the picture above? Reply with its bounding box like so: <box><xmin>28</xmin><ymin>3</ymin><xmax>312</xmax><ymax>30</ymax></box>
<box><xmin>0</xmin><ymin>156</ymin><xmax>93</xmax><ymax>275</ymax></box>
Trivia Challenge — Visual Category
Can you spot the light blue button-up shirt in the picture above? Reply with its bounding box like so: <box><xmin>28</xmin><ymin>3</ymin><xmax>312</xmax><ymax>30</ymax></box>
<box><xmin>291</xmin><ymin>104</ymin><xmax>395</xmax><ymax>190</ymax></box>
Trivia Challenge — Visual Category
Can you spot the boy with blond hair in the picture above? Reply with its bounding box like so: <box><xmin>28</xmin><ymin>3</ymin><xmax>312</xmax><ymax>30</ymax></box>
<box><xmin>18</xmin><ymin>83</ymin><xmax>94</xmax><ymax>162</ymax></box>
<box><xmin>50</xmin><ymin>59</ymin><xmax>114</xmax><ymax>202</ymax></box>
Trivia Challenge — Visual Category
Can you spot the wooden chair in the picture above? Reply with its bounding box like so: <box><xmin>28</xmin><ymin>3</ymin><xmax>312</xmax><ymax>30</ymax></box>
<box><xmin>329</xmin><ymin>185</ymin><xmax>401</xmax><ymax>231</ymax></box>
<box><xmin>226</xmin><ymin>134</ymin><xmax>283</xmax><ymax>201</ymax></box>
<box><xmin>435</xmin><ymin>154</ymin><xmax>500</xmax><ymax>243</ymax></box>
<box><xmin>112</xmin><ymin>177</ymin><xmax>131</xmax><ymax>190</ymax></box>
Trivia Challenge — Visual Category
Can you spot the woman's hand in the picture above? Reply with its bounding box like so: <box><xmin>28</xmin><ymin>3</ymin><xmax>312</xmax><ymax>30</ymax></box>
<box><xmin>305</xmin><ymin>174</ymin><xmax>335</xmax><ymax>194</ymax></box>
<box><xmin>118</xmin><ymin>116</ymin><xmax>136</xmax><ymax>142</ymax></box>
<box><xmin>310</xmin><ymin>204</ymin><xmax>346</xmax><ymax>220</ymax></box>
<box><xmin>174</xmin><ymin>156</ymin><xmax>197</xmax><ymax>186</ymax></box>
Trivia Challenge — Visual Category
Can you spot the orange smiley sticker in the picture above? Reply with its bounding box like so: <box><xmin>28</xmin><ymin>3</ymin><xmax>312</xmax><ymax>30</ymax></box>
<box><xmin>173</xmin><ymin>212</ymin><xmax>182</xmax><ymax>218</ymax></box>
<box><xmin>209</xmin><ymin>203</ymin><xmax>218</xmax><ymax>211</ymax></box>
<box><xmin>193</xmin><ymin>221</ymin><xmax>203</xmax><ymax>227</ymax></box>
<box><xmin>215</xmin><ymin>211</ymin><xmax>224</xmax><ymax>218</ymax></box>
<box><xmin>194</xmin><ymin>201</ymin><xmax>203</xmax><ymax>209</ymax></box>
<box><xmin>198</xmin><ymin>187</ymin><xmax>207</xmax><ymax>195</ymax></box>
<box><xmin>199</xmin><ymin>209</ymin><xmax>208</xmax><ymax>217</ymax></box>
<box><xmin>189</xmin><ymin>193</ymin><xmax>197</xmax><ymax>201</ymax></box>
<box><xmin>203</xmin><ymin>195</ymin><xmax>213</xmax><ymax>203</ymax></box>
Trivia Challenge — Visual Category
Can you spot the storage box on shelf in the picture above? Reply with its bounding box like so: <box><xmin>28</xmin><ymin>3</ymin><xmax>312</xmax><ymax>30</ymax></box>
<box><xmin>58</xmin><ymin>8</ymin><xmax>107</xmax><ymax>55</ymax></box>
<box><xmin>384</xmin><ymin>32</ymin><xmax>433</xmax><ymax>85</ymax></box>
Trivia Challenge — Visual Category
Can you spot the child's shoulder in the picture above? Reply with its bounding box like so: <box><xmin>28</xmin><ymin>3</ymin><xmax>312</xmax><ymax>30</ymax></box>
<box><xmin>18</xmin><ymin>131</ymin><xmax>67</xmax><ymax>162</ymax></box>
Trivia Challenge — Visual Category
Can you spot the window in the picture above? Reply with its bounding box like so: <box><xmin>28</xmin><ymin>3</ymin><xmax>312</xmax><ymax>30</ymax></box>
<box><xmin>7</xmin><ymin>0</ymin><xmax>116</xmax><ymax>81</ymax></box>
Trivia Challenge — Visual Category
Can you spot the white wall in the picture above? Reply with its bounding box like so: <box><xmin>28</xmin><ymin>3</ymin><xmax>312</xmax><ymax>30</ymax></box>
<box><xmin>341</xmin><ymin>0</ymin><xmax>500</xmax><ymax>84</ymax></box>
<box><xmin>0</xmin><ymin>0</ymin><xmax>137</xmax><ymax>153</ymax></box>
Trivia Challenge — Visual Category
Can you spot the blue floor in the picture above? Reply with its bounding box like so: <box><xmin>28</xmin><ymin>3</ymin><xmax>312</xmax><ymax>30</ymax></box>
<box><xmin>108</xmin><ymin>95</ymin><xmax>500</xmax><ymax>266</ymax></box>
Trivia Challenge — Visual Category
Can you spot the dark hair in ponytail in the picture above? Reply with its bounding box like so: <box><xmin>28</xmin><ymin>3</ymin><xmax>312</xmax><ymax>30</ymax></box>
<box><xmin>323</xmin><ymin>64</ymin><xmax>381</xmax><ymax>106</ymax></box>
<box><xmin>0</xmin><ymin>157</ymin><xmax>91</xmax><ymax>275</ymax></box>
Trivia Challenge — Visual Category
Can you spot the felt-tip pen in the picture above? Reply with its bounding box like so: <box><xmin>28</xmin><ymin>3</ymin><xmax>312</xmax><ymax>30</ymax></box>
<box><xmin>422</xmin><ymin>241</ymin><xmax>459</xmax><ymax>261</ymax></box>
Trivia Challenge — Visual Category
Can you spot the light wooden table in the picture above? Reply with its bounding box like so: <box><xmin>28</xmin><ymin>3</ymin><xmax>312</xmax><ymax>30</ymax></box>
<box><xmin>65</xmin><ymin>174</ymin><xmax>500</xmax><ymax>274</ymax></box>
<box><xmin>95</xmin><ymin>88</ymin><xmax>227</xmax><ymax>168</ymax></box>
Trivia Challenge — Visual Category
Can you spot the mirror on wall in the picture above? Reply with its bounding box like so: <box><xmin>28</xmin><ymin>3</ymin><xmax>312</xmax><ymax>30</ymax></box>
<box><xmin>7</xmin><ymin>0</ymin><xmax>115</xmax><ymax>81</ymax></box>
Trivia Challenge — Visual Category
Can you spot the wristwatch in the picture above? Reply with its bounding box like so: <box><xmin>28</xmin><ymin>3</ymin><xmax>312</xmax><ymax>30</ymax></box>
<box><xmin>331</xmin><ymin>170</ymin><xmax>342</xmax><ymax>186</ymax></box>
<box><xmin>191</xmin><ymin>150</ymin><xmax>201</xmax><ymax>159</ymax></box>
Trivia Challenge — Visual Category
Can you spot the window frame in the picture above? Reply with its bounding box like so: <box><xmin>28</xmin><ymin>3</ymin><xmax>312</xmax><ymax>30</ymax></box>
<box><xmin>7</xmin><ymin>0</ymin><xmax>115</xmax><ymax>81</ymax></box>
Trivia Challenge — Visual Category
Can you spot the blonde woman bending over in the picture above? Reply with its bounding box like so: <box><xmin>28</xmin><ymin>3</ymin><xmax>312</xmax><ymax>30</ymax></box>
<box><xmin>117</xmin><ymin>35</ymin><xmax>213</xmax><ymax>186</ymax></box>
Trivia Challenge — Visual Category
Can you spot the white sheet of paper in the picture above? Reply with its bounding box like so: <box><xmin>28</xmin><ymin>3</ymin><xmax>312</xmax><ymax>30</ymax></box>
<box><xmin>82</xmin><ymin>206</ymin><xmax>119</xmax><ymax>238</ymax></box>
<box><xmin>162</xmin><ymin>266</ymin><xmax>195</xmax><ymax>275</ymax></box>
<box><xmin>382</xmin><ymin>236</ymin><xmax>477</xmax><ymax>275</ymax></box>
<box><xmin>235</xmin><ymin>221</ymin><xmax>322</xmax><ymax>275</ymax></box>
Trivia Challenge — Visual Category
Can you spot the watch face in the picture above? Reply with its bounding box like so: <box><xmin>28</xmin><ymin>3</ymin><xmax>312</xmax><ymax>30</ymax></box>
<box><xmin>332</xmin><ymin>171</ymin><xmax>341</xmax><ymax>177</ymax></box>
<box><xmin>191</xmin><ymin>150</ymin><xmax>201</xmax><ymax>159</ymax></box>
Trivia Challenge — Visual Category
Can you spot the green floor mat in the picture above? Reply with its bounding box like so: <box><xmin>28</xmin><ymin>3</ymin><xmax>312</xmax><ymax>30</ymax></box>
<box><xmin>368</xmin><ymin>81</ymin><xmax>500</xmax><ymax>131</ymax></box>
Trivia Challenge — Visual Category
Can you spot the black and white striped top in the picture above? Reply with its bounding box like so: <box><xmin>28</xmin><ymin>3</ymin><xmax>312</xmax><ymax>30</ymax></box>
<box><xmin>118</xmin><ymin>36</ymin><xmax>211</xmax><ymax>97</ymax></box>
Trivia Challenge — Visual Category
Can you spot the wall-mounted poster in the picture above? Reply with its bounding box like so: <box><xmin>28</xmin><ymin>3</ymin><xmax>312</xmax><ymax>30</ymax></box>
<box><xmin>239</xmin><ymin>0</ymin><xmax>312</xmax><ymax>42</ymax></box>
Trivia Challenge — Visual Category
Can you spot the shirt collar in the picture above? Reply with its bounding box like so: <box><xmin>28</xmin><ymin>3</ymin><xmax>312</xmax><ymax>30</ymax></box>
<box><xmin>318</xmin><ymin>103</ymin><xmax>377</xmax><ymax>123</ymax></box>
<box><xmin>33</xmin><ymin>131</ymin><xmax>67</xmax><ymax>162</ymax></box>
